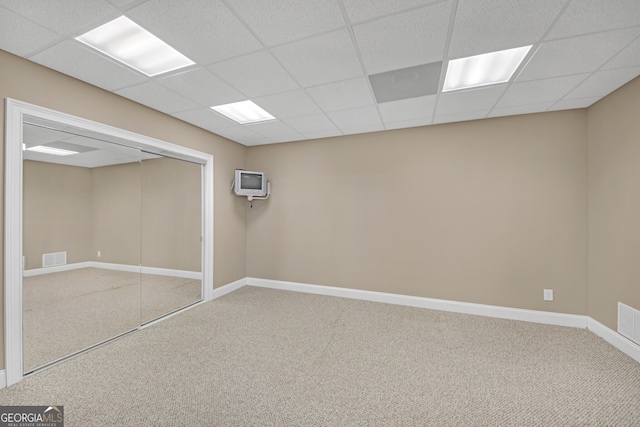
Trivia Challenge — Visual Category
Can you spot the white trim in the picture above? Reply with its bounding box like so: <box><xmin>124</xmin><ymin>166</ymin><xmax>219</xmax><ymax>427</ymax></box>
<box><xmin>23</xmin><ymin>262</ymin><xmax>203</xmax><ymax>280</ymax></box>
<box><xmin>23</xmin><ymin>261</ymin><xmax>93</xmax><ymax>277</ymax></box>
<box><xmin>4</xmin><ymin>98</ymin><xmax>214</xmax><ymax>387</ymax></box>
<box><xmin>588</xmin><ymin>317</ymin><xmax>640</xmax><ymax>364</ymax></box>
<box><xmin>0</xmin><ymin>370</ymin><xmax>6</xmax><ymax>389</ymax></box>
<box><xmin>212</xmin><ymin>277</ymin><xmax>248</xmax><ymax>300</ymax></box>
<box><xmin>247</xmin><ymin>278</ymin><xmax>589</xmax><ymax>328</ymax></box>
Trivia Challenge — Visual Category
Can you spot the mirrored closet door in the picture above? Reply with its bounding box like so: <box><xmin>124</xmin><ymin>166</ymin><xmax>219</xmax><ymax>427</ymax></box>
<box><xmin>21</xmin><ymin>121</ymin><xmax>203</xmax><ymax>374</ymax></box>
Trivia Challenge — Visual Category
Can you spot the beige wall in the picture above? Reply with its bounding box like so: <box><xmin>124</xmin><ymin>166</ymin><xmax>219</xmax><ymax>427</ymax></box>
<box><xmin>23</xmin><ymin>161</ymin><xmax>93</xmax><ymax>268</ymax></box>
<box><xmin>1</xmin><ymin>50</ymin><xmax>248</xmax><ymax>369</ymax></box>
<box><xmin>588</xmin><ymin>76</ymin><xmax>640</xmax><ymax>330</ymax></box>
<box><xmin>247</xmin><ymin>111</ymin><xmax>589</xmax><ymax>315</ymax></box>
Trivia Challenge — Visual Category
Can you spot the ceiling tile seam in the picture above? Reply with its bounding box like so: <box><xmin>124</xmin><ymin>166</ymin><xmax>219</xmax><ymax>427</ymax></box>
<box><xmin>592</xmin><ymin>32</ymin><xmax>640</xmax><ymax>73</ymax></box>
<box><xmin>544</xmin><ymin>74</ymin><xmax>592</xmax><ymax>112</ymax></box>
<box><xmin>348</xmin><ymin>0</ymin><xmax>451</xmax><ymax>28</ymax></box>
<box><xmin>335</xmin><ymin>0</ymin><xmax>384</xmax><ymax>131</ymax></box>
<box><xmin>430</xmin><ymin>0</ymin><xmax>459</xmax><ymax>123</ymax></box>
<box><xmin>543</xmin><ymin>24</ymin><xmax>640</xmax><ymax>44</ymax></box>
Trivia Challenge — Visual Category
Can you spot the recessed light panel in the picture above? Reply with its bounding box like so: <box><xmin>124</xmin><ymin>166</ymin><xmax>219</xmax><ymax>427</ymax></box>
<box><xmin>211</xmin><ymin>101</ymin><xmax>275</xmax><ymax>124</ymax></box>
<box><xmin>443</xmin><ymin>46</ymin><xmax>532</xmax><ymax>92</ymax></box>
<box><xmin>76</xmin><ymin>16</ymin><xmax>194</xmax><ymax>77</ymax></box>
<box><xmin>25</xmin><ymin>145</ymin><xmax>78</xmax><ymax>156</ymax></box>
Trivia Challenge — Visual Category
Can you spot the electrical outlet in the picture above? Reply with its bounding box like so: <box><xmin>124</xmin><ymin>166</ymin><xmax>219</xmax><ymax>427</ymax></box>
<box><xmin>544</xmin><ymin>289</ymin><xmax>554</xmax><ymax>301</ymax></box>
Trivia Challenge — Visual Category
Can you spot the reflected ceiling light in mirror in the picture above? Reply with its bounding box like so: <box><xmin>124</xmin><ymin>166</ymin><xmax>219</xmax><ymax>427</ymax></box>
<box><xmin>443</xmin><ymin>45</ymin><xmax>532</xmax><ymax>92</ymax></box>
<box><xmin>25</xmin><ymin>145</ymin><xmax>79</xmax><ymax>156</ymax></box>
<box><xmin>211</xmin><ymin>100</ymin><xmax>276</xmax><ymax>124</ymax></box>
<box><xmin>76</xmin><ymin>16</ymin><xmax>194</xmax><ymax>77</ymax></box>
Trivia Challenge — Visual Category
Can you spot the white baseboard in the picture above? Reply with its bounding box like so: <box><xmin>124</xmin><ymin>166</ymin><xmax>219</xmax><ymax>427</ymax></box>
<box><xmin>247</xmin><ymin>277</ymin><xmax>588</xmax><ymax>329</ymax></box>
<box><xmin>212</xmin><ymin>277</ymin><xmax>248</xmax><ymax>300</ymax></box>
<box><xmin>23</xmin><ymin>261</ymin><xmax>202</xmax><ymax>280</ymax></box>
<box><xmin>588</xmin><ymin>317</ymin><xmax>640</xmax><ymax>363</ymax></box>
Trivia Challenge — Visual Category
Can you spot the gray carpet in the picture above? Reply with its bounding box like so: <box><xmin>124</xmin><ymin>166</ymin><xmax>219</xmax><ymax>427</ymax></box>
<box><xmin>2</xmin><ymin>286</ymin><xmax>640</xmax><ymax>426</ymax></box>
<box><xmin>23</xmin><ymin>267</ymin><xmax>201</xmax><ymax>372</ymax></box>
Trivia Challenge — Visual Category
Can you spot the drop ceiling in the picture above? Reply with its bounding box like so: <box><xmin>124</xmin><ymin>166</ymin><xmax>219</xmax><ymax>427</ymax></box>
<box><xmin>2</xmin><ymin>0</ymin><xmax>640</xmax><ymax>146</ymax></box>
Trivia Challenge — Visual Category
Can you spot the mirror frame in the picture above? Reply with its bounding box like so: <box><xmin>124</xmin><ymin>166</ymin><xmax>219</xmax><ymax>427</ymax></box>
<box><xmin>4</xmin><ymin>98</ymin><xmax>214</xmax><ymax>386</ymax></box>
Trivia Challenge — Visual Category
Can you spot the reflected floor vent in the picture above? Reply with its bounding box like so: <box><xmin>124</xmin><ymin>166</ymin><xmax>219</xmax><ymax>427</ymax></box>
<box><xmin>618</xmin><ymin>302</ymin><xmax>640</xmax><ymax>345</ymax></box>
<box><xmin>42</xmin><ymin>251</ymin><xmax>67</xmax><ymax>268</ymax></box>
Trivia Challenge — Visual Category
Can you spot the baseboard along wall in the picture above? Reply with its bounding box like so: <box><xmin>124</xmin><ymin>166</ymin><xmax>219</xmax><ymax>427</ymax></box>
<box><xmin>23</xmin><ymin>261</ymin><xmax>202</xmax><ymax>280</ymax></box>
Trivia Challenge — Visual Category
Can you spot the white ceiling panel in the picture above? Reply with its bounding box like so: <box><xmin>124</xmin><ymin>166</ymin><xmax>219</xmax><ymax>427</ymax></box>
<box><xmin>488</xmin><ymin>102</ymin><xmax>555</xmax><ymax>118</ymax></box>
<box><xmin>547</xmin><ymin>0</ymin><xmax>640</xmax><ymax>40</ymax></box>
<box><xmin>565</xmin><ymin>66</ymin><xmax>640</xmax><ymax>100</ymax></box>
<box><xmin>497</xmin><ymin>75</ymin><xmax>589</xmax><ymax>108</ymax></box>
<box><xmin>517</xmin><ymin>28</ymin><xmax>640</xmax><ymax>82</ymax></box>
<box><xmin>271</xmin><ymin>29</ymin><xmax>363</xmax><ymax>87</ymax></box>
<box><xmin>208</xmin><ymin>51</ymin><xmax>299</xmax><ymax>98</ymax></box>
<box><xmin>156</xmin><ymin>68</ymin><xmax>245</xmax><ymax>107</ymax></box>
<box><xmin>228</xmin><ymin>0</ymin><xmax>345</xmax><ymax>46</ymax></box>
<box><xmin>127</xmin><ymin>0</ymin><xmax>262</xmax><ymax>64</ymax></box>
<box><xmin>253</xmin><ymin>90</ymin><xmax>322</xmax><ymax>119</ymax></box>
<box><xmin>342</xmin><ymin>0</ymin><xmax>444</xmax><ymax>24</ymax></box>
<box><xmin>549</xmin><ymin>97</ymin><xmax>600</xmax><ymax>111</ymax></box>
<box><xmin>0</xmin><ymin>7</ymin><xmax>61</xmax><ymax>57</ymax></box>
<box><xmin>30</xmin><ymin>40</ymin><xmax>147</xmax><ymax>91</ymax></box>
<box><xmin>449</xmin><ymin>0</ymin><xmax>568</xmax><ymax>59</ymax></box>
<box><xmin>3</xmin><ymin>0</ymin><xmax>639</xmax><ymax>146</ymax></box>
<box><xmin>436</xmin><ymin>86</ymin><xmax>506</xmax><ymax>116</ymax></box>
<box><xmin>115</xmin><ymin>81</ymin><xmax>200</xmax><ymax>114</ymax></box>
<box><xmin>353</xmin><ymin>1</ymin><xmax>452</xmax><ymax>74</ymax></box>
<box><xmin>0</xmin><ymin>0</ymin><xmax>117</xmax><ymax>34</ymax></box>
<box><xmin>306</xmin><ymin>77</ymin><xmax>375</xmax><ymax>112</ymax></box>
<box><xmin>172</xmin><ymin>109</ymin><xmax>237</xmax><ymax>131</ymax></box>
<box><xmin>327</xmin><ymin>105</ymin><xmax>383</xmax><ymax>131</ymax></box>
<box><xmin>282</xmin><ymin>114</ymin><xmax>339</xmax><ymax>134</ymax></box>
<box><xmin>378</xmin><ymin>95</ymin><xmax>436</xmax><ymax>124</ymax></box>
<box><xmin>603</xmin><ymin>36</ymin><xmax>640</xmax><ymax>70</ymax></box>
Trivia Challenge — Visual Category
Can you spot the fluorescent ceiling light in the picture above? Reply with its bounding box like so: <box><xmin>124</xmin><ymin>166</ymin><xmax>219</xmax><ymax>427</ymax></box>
<box><xmin>26</xmin><ymin>145</ymin><xmax>79</xmax><ymax>156</ymax></box>
<box><xmin>211</xmin><ymin>101</ymin><xmax>275</xmax><ymax>124</ymax></box>
<box><xmin>443</xmin><ymin>46</ymin><xmax>532</xmax><ymax>92</ymax></box>
<box><xmin>76</xmin><ymin>16</ymin><xmax>194</xmax><ymax>77</ymax></box>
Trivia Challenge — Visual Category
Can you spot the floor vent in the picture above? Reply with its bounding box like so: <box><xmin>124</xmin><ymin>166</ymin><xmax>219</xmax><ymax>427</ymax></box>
<box><xmin>42</xmin><ymin>251</ymin><xmax>67</xmax><ymax>268</ymax></box>
<box><xmin>618</xmin><ymin>302</ymin><xmax>640</xmax><ymax>345</ymax></box>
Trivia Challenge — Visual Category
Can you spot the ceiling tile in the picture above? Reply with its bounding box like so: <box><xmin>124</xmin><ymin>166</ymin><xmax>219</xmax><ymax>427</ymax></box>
<box><xmin>327</xmin><ymin>105</ymin><xmax>383</xmax><ymax>131</ymax></box>
<box><xmin>353</xmin><ymin>1</ymin><xmax>452</xmax><ymax>74</ymax></box>
<box><xmin>0</xmin><ymin>7</ymin><xmax>62</xmax><ymax>56</ymax></box>
<box><xmin>436</xmin><ymin>85</ymin><xmax>506</xmax><ymax>116</ymax></box>
<box><xmin>213</xmin><ymin>125</ymin><xmax>263</xmax><ymax>142</ymax></box>
<box><xmin>282</xmin><ymin>114</ymin><xmax>338</xmax><ymax>134</ymax></box>
<box><xmin>488</xmin><ymin>102</ymin><xmax>555</xmax><ymax>118</ymax></box>
<box><xmin>242</xmin><ymin>137</ymin><xmax>274</xmax><ymax>146</ymax></box>
<box><xmin>208</xmin><ymin>51</ymin><xmax>299</xmax><ymax>98</ymax></box>
<box><xmin>497</xmin><ymin>74</ymin><xmax>589</xmax><ymax>108</ymax></box>
<box><xmin>603</xmin><ymin>36</ymin><xmax>640</xmax><ymax>70</ymax></box>
<box><xmin>433</xmin><ymin>110</ymin><xmax>488</xmax><ymax>124</ymax></box>
<box><xmin>565</xmin><ymin>67</ymin><xmax>640</xmax><ymax>100</ymax></box>
<box><xmin>448</xmin><ymin>0</ymin><xmax>567</xmax><ymax>59</ymax></box>
<box><xmin>172</xmin><ymin>109</ymin><xmax>237</xmax><ymax>130</ymax></box>
<box><xmin>253</xmin><ymin>90</ymin><xmax>322</xmax><ymax>119</ymax></box>
<box><xmin>228</xmin><ymin>0</ymin><xmax>345</xmax><ymax>46</ymax></box>
<box><xmin>268</xmin><ymin>134</ymin><xmax>306</xmax><ymax>144</ymax></box>
<box><xmin>306</xmin><ymin>77</ymin><xmax>374</xmax><ymax>112</ymax></box>
<box><xmin>0</xmin><ymin>0</ymin><xmax>117</xmax><ymax>34</ymax></box>
<box><xmin>115</xmin><ymin>81</ymin><xmax>200</xmax><ymax>114</ymax></box>
<box><xmin>156</xmin><ymin>68</ymin><xmax>245</xmax><ymax>107</ymax></box>
<box><xmin>127</xmin><ymin>0</ymin><xmax>262</xmax><ymax>64</ymax></box>
<box><xmin>378</xmin><ymin>95</ymin><xmax>436</xmax><ymax>123</ymax></box>
<box><xmin>30</xmin><ymin>40</ymin><xmax>147</xmax><ymax>91</ymax></box>
<box><xmin>517</xmin><ymin>28</ymin><xmax>640</xmax><ymax>82</ymax></box>
<box><xmin>548</xmin><ymin>97</ymin><xmax>600</xmax><ymax>111</ymax></box>
<box><xmin>271</xmin><ymin>29</ymin><xmax>363</xmax><ymax>87</ymax></box>
<box><xmin>342</xmin><ymin>0</ymin><xmax>444</xmax><ymax>24</ymax></box>
<box><xmin>384</xmin><ymin>117</ymin><xmax>432</xmax><ymax>130</ymax></box>
<box><xmin>547</xmin><ymin>0</ymin><xmax>640</xmax><ymax>40</ymax></box>
<box><xmin>303</xmin><ymin>129</ymin><xmax>343</xmax><ymax>140</ymax></box>
<box><xmin>244</xmin><ymin>120</ymin><xmax>301</xmax><ymax>140</ymax></box>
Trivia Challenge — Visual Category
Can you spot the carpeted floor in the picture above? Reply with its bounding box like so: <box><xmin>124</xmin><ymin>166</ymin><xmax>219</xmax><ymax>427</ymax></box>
<box><xmin>23</xmin><ymin>267</ymin><xmax>201</xmax><ymax>372</ymax></box>
<box><xmin>2</xmin><ymin>286</ymin><xmax>640</xmax><ymax>426</ymax></box>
